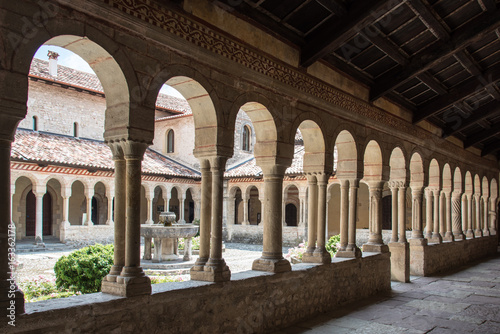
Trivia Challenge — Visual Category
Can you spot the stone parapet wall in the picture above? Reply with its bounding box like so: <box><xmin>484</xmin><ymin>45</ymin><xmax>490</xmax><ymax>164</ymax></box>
<box><xmin>225</xmin><ymin>224</ymin><xmax>307</xmax><ymax>246</ymax></box>
<box><xmin>356</xmin><ymin>229</ymin><xmax>412</xmax><ymax>246</ymax></box>
<box><xmin>62</xmin><ymin>225</ymin><xmax>114</xmax><ymax>247</ymax></box>
<box><xmin>12</xmin><ymin>253</ymin><xmax>390</xmax><ymax>333</ymax></box>
<box><xmin>410</xmin><ymin>236</ymin><xmax>498</xmax><ymax>276</ymax></box>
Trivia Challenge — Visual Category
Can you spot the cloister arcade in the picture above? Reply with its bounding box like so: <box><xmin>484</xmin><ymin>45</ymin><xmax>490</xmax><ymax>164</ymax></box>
<box><xmin>1</xmin><ymin>1</ymin><xmax>499</xmax><ymax>332</ymax></box>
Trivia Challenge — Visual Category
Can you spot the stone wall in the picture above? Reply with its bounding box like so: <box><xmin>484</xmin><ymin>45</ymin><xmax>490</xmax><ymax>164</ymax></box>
<box><xmin>356</xmin><ymin>229</ymin><xmax>412</xmax><ymax>246</ymax></box>
<box><xmin>62</xmin><ymin>225</ymin><xmax>114</xmax><ymax>247</ymax></box>
<box><xmin>226</xmin><ymin>224</ymin><xmax>307</xmax><ymax>246</ymax></box>
<box><xmin>12</xmin><ymin>253</ymin><xmax>390</xmax><ymax>333</ymax></box>
<box><xmin>410</xmin><ymin>236</ymin><xmax>498</xmax><ymax>276</ymax></box>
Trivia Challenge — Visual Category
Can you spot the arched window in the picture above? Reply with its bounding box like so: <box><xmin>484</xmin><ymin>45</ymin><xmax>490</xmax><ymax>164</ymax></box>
<box><xmin>73</xmin><ymin>122</ymin><xmax>79</xmax><ymax>137</ymax></box>
<box><xmin>242</xmin><ymin>125</ymin><xmax>251</xmax><ymax>152</ymax></box>
<box><xmin>33</xmin><ymin>116</ymin><xmax>38</xmax><ymax>131</ymax></box>
<box><xmin>166</xmin><ymin>129</ymin><xmax>174</xmax><ymax>153</ymax></box>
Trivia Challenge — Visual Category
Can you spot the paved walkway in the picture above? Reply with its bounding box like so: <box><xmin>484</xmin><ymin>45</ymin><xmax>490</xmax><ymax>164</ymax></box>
<box><xmin>274</xmin><ymin>254</ymin><xmax>500</xmax><ymax>334</ymax></box>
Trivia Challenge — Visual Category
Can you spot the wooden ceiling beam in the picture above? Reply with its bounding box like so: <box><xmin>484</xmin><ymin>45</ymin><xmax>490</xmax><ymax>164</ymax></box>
<box><xmin>417</xmin><ymin>72</ymin><xmax>447</xmax><ymax>95</ymax></box>
<box><xmin>478</xmin><ymin>0</ymin><xmax>498</xmax><ymax>11</ymax></box>
<box><xmin>481</xmin><ymin>139</ymin><xmax>500</xmax><ymax>157</ymax></box>
<box><xmin>361</xmin><ymin>29</ymin><xmax>409</xmax><ymax>65</ymax></box>
<box><xmin>300</xmin><ymin>0</ymin><xmax>391</xmax><ymax>67</ymax></box>
<box><xmin>442</xmin><ymin>100</ymin><xmax>500</xmax><ymax>138</ymax></box>
<box><xmin>370</xmin><ymin>9</ymin><xmax>500</xmax><ymax>101</ymax></box>
<box><xmin>454</xmin><ymin>50</ymin><xmax>482</xmax><ymax>76</ymax></box>
<box><xmin>413</xmin><ymin>62</ymin><xmax>500</xmax><ymax>123</ymax></box>
<box><xmin>316</xmin><ymin>0</ymin><xmax>347</xmax><ymax>16</ymax></box>
<box><xmin>406</xmin><ymin>0</ymin><xmax>450</xmax><ymax>40</ymax></box>
<box><xmin>464</xmin><ymin>125</ymin><xmax>500</xmax><ymax>148</ymax></box>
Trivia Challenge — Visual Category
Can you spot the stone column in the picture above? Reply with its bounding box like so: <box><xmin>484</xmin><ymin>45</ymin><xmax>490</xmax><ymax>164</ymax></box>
<box><xmin>474</xmin><ymin>194</ymin><xmax>483</xmax><ymax>237</ymax></box>
<box><xmin>304</xmin><ymin>174</ymin><xmax>318</xmax><ymax>259</ymax></box>
<box><xmin>425</xmin><ymin>188</ymin><xmax>433</xmax><ymax>240</ymax></box>
<box><xmin>252</xmin><ymin>164</ymin><xmax>291</xmax><ymax>272</ymax></box>
<box><xmin>483</xmin><ymin>196</ymin><xmax>490</xmax><ymax>236</ymax></box>
<box><xmin>163</xmin><ymin>192</ymin><xmax>170</xmax><ymax>213</ymax></box>
<box><xmin>364</xmin><ymin>182</ymin><xmax>388</xmax><ymax>253</ymax></box>
<box><xmin>83</xmin><ymin>187</ymin><xmax>94</xmax><ymax>226</ymax></box>
<box><xmin>204</xmin><ymin>156</ymin><xmax>231</xmax><ymax>281</ymax></box>
<box><xmin>398</xmin><ymin>185</ymin><xmax>407</xmax><ymax>243</ymax></box>
<box><xmin>444</xmin><ymin>192</ymin><xmax>454</xmax><ymax>241</ymax></box>
<box><xmin>452</xmin><ymin>192</ymin><xmax>465</xmax><ymax>240</ymax></box>
<box><xmin>106</xmin><ymin>193</ymin><xmax>114</xmax><ymax>225</ymax></box>
<box><xmin>242</xmin><ymin>193</ymin><xmax>249</xmax><ymax>225</ymax></box>
<box><xmin>467</xmin><ymin>195</ymin><xmax>475</xmax><ymax>238</ymax></box>
<box><xmin>34</xmin><ymin>189</ymin><xmax>45</xmax><ymax>245</ymax></box>
<box><xmin>113</xmin><ymin>140</ymin><xmax>151</xmax><ymax>297</ymax></box>
<box><xmin>489</xmin><ymin>198</ymin><xmax>497</xmax><ymax>235</ymax></box>
<box><xmin>59</xmin><ymin>187</ymin><xmax>71</xmax><ymax>242</ymax></box>
<box><xmin>390</xmin><ymin>184</ymin><xmax>410</xmax><ymax>283</ymax></box>
<box><xmin>103</xmin><ymin>144</ymin><xmax>126</xmax><ymax>287</ymax></box>
<box><xmin>390</xmin><ymin>184</ymin><xmax>399</xmax><ymax>243</ymax></box>
<box><xmin>432</xmin><ymin>190</ymin><xmax>442</xmax><ymax>243</ymax></box>
<box><xmin>281</xmin><ymin>197</ymin><xmax>286</xmax><ymax>227</ymax></box>
<box><xmin>144</xmin><ymin>189</ymin><xmax>154</xmax><ymax>224</ymax></box>
<box><xmin>191</xmin><ymin>162</ymin><xmax>212</xmax><ymax>278</ymax></box>
<box><xmin>338</xmin><ymin>179</ymin><xmax>361</xmax><ymax>258</ymax></box>
<box><xmin>411</xmin><ymin>187</ymin><xmax>425</xmax><ymax>241</ymax></box>
<box><xmin>337</xmin><ymin>179</ymin><xmax>349</xmax><ymax>253</ymax></box>
<box><xmin>298</xmin><ymin>195</ymin><xmax>306</xmax><ymax>226</ymax></box>
<box><xmin>0</xmin><ymin>137</ymin><xmax>25</xmax><ymax>315</ymax></box>
<box><xmin>178</xmin><ymin>193</ymin><xmax>186</xmax><ymax>224</ymax></box>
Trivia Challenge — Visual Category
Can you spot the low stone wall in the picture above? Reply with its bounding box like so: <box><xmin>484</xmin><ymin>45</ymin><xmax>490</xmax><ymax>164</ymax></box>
<box><xmin>225</xmin><ymin>224</ymin><xmax>307</xmax><ymax>246</ymax></box>
<box><xmin>62</xmin><ymin>225</ymin><xmax>114</xmax><ymax>247</ymax></box>
<box><xmin>410</xmin><ymin>235</ymin><xmax>498</xmax><ymax>276</ymax></box>
<box><xmin>12</xmin><ymin>253</ymin><xmax>390</xmax><ymax>334</ymax></box>
<box><xmin>356</xmin><ymin>229</ymin><xmax>412</xmax><ymax>246</ymax></box>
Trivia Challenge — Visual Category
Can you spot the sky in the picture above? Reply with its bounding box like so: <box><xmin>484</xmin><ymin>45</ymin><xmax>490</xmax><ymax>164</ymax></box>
<box><xmin>34</xmin><ymin>45</ymin><xmax>184</xmax><ymax>98</ymax></box>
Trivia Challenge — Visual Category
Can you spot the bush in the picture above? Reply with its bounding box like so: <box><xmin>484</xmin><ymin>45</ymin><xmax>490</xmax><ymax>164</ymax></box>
<box><xmin>54</xmin><ymin>243</ymin><xmax>114</xmax><ymax>294</ymax></box>
<box><xmin>284</xmin><ymin>241</ymin><xmax>308</xmax><ymax>261</ymax></box>
<box><xmin>326</xmin><ymin>234</ymin><xmax>341</xmax><ymax>257</ymax></box>
<box><xmin>178</xmin><ymin>236</ymin><xmax>200</xmax><ymax>250</ymax></box>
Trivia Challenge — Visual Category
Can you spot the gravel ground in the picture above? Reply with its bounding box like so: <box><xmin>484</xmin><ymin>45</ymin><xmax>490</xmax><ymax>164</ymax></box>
<box><xmin>14</xmin><ymin>243</ymin><xmax>292</xmax><ymax>283</ymax></box>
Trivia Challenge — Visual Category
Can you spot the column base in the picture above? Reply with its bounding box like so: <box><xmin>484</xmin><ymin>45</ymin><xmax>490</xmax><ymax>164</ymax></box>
<box><xmin>101</xmin><ymin>275</ymin><xmax>151</xmax><ymax>297</ymax></box>
<box><xmin>429</xmin><ymin>233</ymin><xmax>443</xmax><ymax>244</ymax></box>
<box><xmin>1</xmin><ymin>280</ymin><xmax>25</xmax><ymax>317</ymax></box>
<box><xmin>362</xmin><ymin>243</ymin><xmax>389</xmax><ymax>253</ymax></box>
<box><xmin>453</xmin><ymin>232</ymin><xmax>466</xmax><ymax>241</ymax></box>
<box><xmin>389</xmin><ymin>242</ymin><xmax>410</xmax><ymax>283</ymax></box>
<box><xmin>190</xmin><ymin>259</ymin><xmax>231</xmax><ymax>282</ymax></box>
<box><xmin>409</xmin><ymin>238</ymin><xmax>428</xmax><ymax>246</ymax></box>
<box><xmin>483</xmin><ymin>229</ymin><xmax>490</xmax><ymax>237</ymax></box>
<box><xmin>335</xmin><ymin>247</ymin><xmax>362</xmax><ymax>259</ymax></box>
<box><xmin>475</xmin><ymin>229</ymin><xmax>483</xmax><ymax>237</ymax></box>
<box><xmin>489</xmin><ymin>229</ymin><xmax>497</xmax><ymax>235</ymax></box>
<box><xmin>103</xmin><ymin>265</ymin><xmax>124</xmax><ymax>282</ymax></box>
<box><xmin>466</xmin><ymin>230</ymin><xmax>475</xmax><ymax>239</ymax></box>
<box><xmin>302</xmin><ymin>249</ymin><xmax>331</xmax><ymax>264</ymax></box>
<box><xmin>443</xmin><ymin>232</ymin><xmax>454</xmax><ymax>242</ymax></box>
<box><xmin>252</xmin><ymin>257</ymin><xmax>291</xmax><ymax>273</ymax></box>
<box><xmin>82</xmin><ymin>221</ymin><xmax>94</xmax><ymax>226</ymax></box>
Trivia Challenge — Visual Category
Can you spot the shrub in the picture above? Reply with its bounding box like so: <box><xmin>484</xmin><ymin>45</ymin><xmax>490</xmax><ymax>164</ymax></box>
<box><xmin>326</xmin><ymin>234</ymin><xmax>341</xmax><ymax>257</ymax></box>
<box><xmin>54</xmin><ymin>243</ymin><xmax>114</xmax><ymax>294</ymax></box>
<box><xmin>178</xmin><ymin>236</ymin><xmax>200</xmax><ymax>250</ymax></box>
<box><xmin>284</xmin><ymin>241</ymin><xmax>308</xmax><ymax>261</ymax></box>
<box><xmin>19</xmin><ymin>275</ymin><xmax>82</xmax><ymax>303</ymax></box>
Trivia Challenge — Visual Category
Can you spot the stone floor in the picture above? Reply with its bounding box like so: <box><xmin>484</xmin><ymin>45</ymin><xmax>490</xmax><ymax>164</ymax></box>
<box><xmin>273</xmin><ymin>254</ymin><xmax>500</xmax><ymax>334</ymax></box>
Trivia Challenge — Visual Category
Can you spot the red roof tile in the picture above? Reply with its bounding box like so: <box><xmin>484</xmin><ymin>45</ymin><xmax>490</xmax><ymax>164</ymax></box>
<box><xmin>12</xmin><ymin>129</ymin><xmax>200</xmax><ymax>178</ymax></box>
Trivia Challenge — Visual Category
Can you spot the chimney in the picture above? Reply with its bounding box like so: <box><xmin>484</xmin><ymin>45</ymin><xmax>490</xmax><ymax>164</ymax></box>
<box><xmin>47</xmin><ymin>51</ymin><xmax>60</xmax><ymax>77</ymax></box>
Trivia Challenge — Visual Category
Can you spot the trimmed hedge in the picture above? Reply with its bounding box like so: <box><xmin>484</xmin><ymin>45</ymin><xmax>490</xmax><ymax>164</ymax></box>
<box><xmin>54</xmin><ymin>243</ymin><xmax>114</xmax><ymax>294</ymax></box>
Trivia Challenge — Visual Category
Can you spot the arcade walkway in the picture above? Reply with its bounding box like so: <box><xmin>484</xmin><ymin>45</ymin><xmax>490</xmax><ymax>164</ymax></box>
<box><xmin>275</xmin><ymin>252</ymin><xmax>500</xmax><ymax>334</ymax></box>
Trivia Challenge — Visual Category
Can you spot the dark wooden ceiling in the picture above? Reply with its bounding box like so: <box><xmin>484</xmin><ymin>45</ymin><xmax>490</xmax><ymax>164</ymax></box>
<box><xmin>211</xmin><ymin>0</ymin><xmax>500</xmax><ymax>161</ymax></box>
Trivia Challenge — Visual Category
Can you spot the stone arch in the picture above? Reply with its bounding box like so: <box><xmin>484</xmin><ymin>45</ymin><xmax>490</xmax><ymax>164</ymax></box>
<box><xmin>145</xmin><ymin>65</ymin><xmax>224</xmax><ymax>154</ymax></box>
<box><xmin>482</xmin><ymin>176</ymin><xmax>490</xmax><ymax>199</ymax></box>
<box><xmin>428</xmin><ymin>159</ymin><xmax>441</xmax><ymax>189</ymax></box>
<box><xmin>334</xmin><ymin>130</ymin><xmax>360</xmax><ymax>180</ymax></box>
<box><xmin>465</xmin><ymin>171</ymin><xmax>473</xmax><ymax>198</ymax></box>
<box><xmin>69</xmin><ymin>180</ymin><xmax>86</xmax><ymax>225</ymax></box>
<box><xmin>474</xmin><ymin>174</ymin><xmax>482</xmax><ymax>196</ymax></box>
<box><xmin>453</xmin><ymin>167</ymin><xmax>463</xmax><ymax>194</ymax></box>
<box><xmin>363</xmin><ymin>140</ymin><xmax>384</xmax><ymax>182</ymax></box>
<box><xmin>442</xmin><ymin>164</ymin><xmax>452</xmax><ymax>193</ymax></box>
<box><xmin>491</xmin><ymin>178</ymin><xmax>498</xmax><ymax>202</ymax></box>
<box><xmin>389</xmin><ymin>147</ymin><xmax>407</xmax><ymax>183</ymax></box>
<box><xmin>410</xmin><ymin>152</ymin><xmax>425</xmax><ymax>189</ymax></box>
<box><xmin>297</xmin><ymin>119</ymin><xmax>331</xmax><ymax>173</ymax></box>
<box><xmin>93</xmin><ymin>181</ymin><xmax>108</xmax><ymax>225</ymax></box>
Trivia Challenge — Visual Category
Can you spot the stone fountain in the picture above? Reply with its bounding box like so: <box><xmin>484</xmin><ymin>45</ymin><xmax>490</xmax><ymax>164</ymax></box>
<box><xmin>141</xmin><ymin>212</ymin><xmax>199</xmax><ymax>262</ymax></box>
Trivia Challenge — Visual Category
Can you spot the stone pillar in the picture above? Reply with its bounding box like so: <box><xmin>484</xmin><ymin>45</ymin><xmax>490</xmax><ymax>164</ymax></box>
<box><xmin>0</xmin><ymin>137</ymin><xmax>25</xmax><ymax>315</ymax></box>
<box><xmin>467</xmin><ymin>195</ymin><xmax>475</xmax><ymax>238</ymax></box>
<box><xmin>252</xmin><ymin>165</ymin><xmax>291</xmax><ymax>272</ymax></box>
<box><xmin>390</xmin><ymin>183</ymin><xmax>410</xmax><ymax>282</ymax></box>
<box><xmin>281</xmin><ymin>198</ymin><xmax>287</xmax><ymax>227</ymax></box>
<box><xmin>304</xmin><ymin>175</ymin><xmax>318</xmax><ymax>259</ymax></box>
<box><xmin>145</xmin><ymin>189</ymin><xmax>154</xmax><ymax>224</ymax></box>
<box><xmin>398</xmin><ymin>185</ymin><xmax>407</xmax><ymax>243</ymax></box>
<box><xmin>103</xmin><ymin>144</ymin><xmax>126</xmax><ymax>286</ymax></box>
<box><xmin>204</xmin><ymin>156</ymin><xmax>231</xmax><ymax>281</ymax></box>
<box><xmin>483</xmin><ymin>197</ymin><xmax>490</xmax><ymax>236</ymax></box>
<box><xmin>337</xmin><ymin>179</ymin><xmax>349</xmax><ymax>252</ymax></box>
<box><xmin>390</xmin><ymin>184</ymin><xmax>399</xmax><ymax>243</ymax></box>
<box><xmin>178</xmin><ymin>193</ymin><xmax>186</xmax><ymax>224</ymax></box>
<box><xmin>364</xmin><ymin>182</ymin><xmax>388</xmax><ymax>253</ymax></box>
<box><xmin>298</xmin><ymin>196</ymin><xmax>306</xmax><ymax>226</ymax></box>
<box><xmin>163</xmin><ymin>192</ymin><xmax>170</xmax><ymax>214</ymax></box>
<box><xmin>411</xmin><ymin>187</ymin><xmax>424</xmax><ymax>241</ymax></box>
<box><xmin>452</xmin><ymin>192</ymin><xmax>465</xmax><ymax>240</ymax></box>
<box><xmin>444</xmin><ymin>192</ymin><xmax>454</xmax><ymax>241</ymax></box>
<box><xmin>425</xmin><ymin>189</ymin><xmax>433</xmax><ymax>240</ymax></box>
<box><xmin>431</xmin><ymin>190</ymin><xmax>442</xmax><ymax>243</ymax></box>
<box><xmin>104</xmin><ymin>140</ymin><xmax>151</xmax><ymax>297</ymax></box>
<box><xmin>474</xmin><ymin>194</ymin><xmax>483</xmax><ymax>237</ymax></box>
<box><xmin>489</xmin><ymin>198</ymin><xmax>497</xmax><ymax>235</ymax></box>
<box><xmin>33</xmin><ymin>189</ymin><xmax>45</xmax><ymax>245</ymax></box>
<box><xmin>242</xmin><ymin>194</ymin><xmax>249</xmax><ymax>225</ymax></box>
<box><xmin>191</xmin><ymin>162</ymin><xmax>211</xmax><ymax>278</ymax></box>
<box><xmin>337</xmin><ymin>179</ymin><xmax>361</xmax><ymax>258</ymax></box>
<box><xmin>59</xmin><ymin>187</ymin><xmax>71</xmax><ymax>243</ymax></box>
<box><xmin>106</xmin><ymin>193</ymin><xmax>114</xmax><ymax>225</ymax></box>
<box><xmin>183</xmin><ymin>237</ymin><xmax>193</xmax><ymax>261</ymax></box>
<box><xmin>83</xmin><ymin>187</ymin><xmax>94</xmax><ymax>226</ymax></box>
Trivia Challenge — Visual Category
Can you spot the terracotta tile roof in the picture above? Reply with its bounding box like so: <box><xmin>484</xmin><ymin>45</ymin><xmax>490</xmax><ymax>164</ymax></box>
<box><xmin>11</xmin><ymin>129</ymin><xmax>200</xmax><ymax>178</ymax></box>
<box><xmin>224</xmin><ymin>145</ymin><xmax>305</xmax><ymax>178</ymax></box>
<box><xmin>29</xmin><ymin>58</ymin><xmax>191</xmax><ymax>114</ymax></box>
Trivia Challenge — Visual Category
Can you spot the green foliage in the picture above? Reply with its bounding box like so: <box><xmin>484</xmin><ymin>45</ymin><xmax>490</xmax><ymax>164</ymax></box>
<box><xmin>54</xmin><ymin>244</ymin><xmax>114</xmax><ymax>294</ymax></box>
<box><xmin>326</xmin><ymin>234</ymin><xmax>341</xmax><ymax>257</ymax></box>
<box><xmin>284</xmin><ymin>241</ymin><xmax>308</xmax><ymax>260</ymax></box>
<box><xmin>178</xmin><ymin>236</ymin><xmax>200</xmax><ymax>250</ymax></box>
<box><xmin>150</xmin><ymin>275</ymin><xmax>185</xmax><ymax>284</ymax></box>
<box><xmin>19</xmin><ymin>275</ymin><xmax>81</xmax><ymax>303</ymax></box>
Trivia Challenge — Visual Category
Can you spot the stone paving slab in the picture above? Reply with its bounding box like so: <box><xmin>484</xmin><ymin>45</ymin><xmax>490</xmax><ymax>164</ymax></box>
<box><xmin>272</xmin><ymin>254</ymin><xmax>500</xmax><ymax>334</ymax></box>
